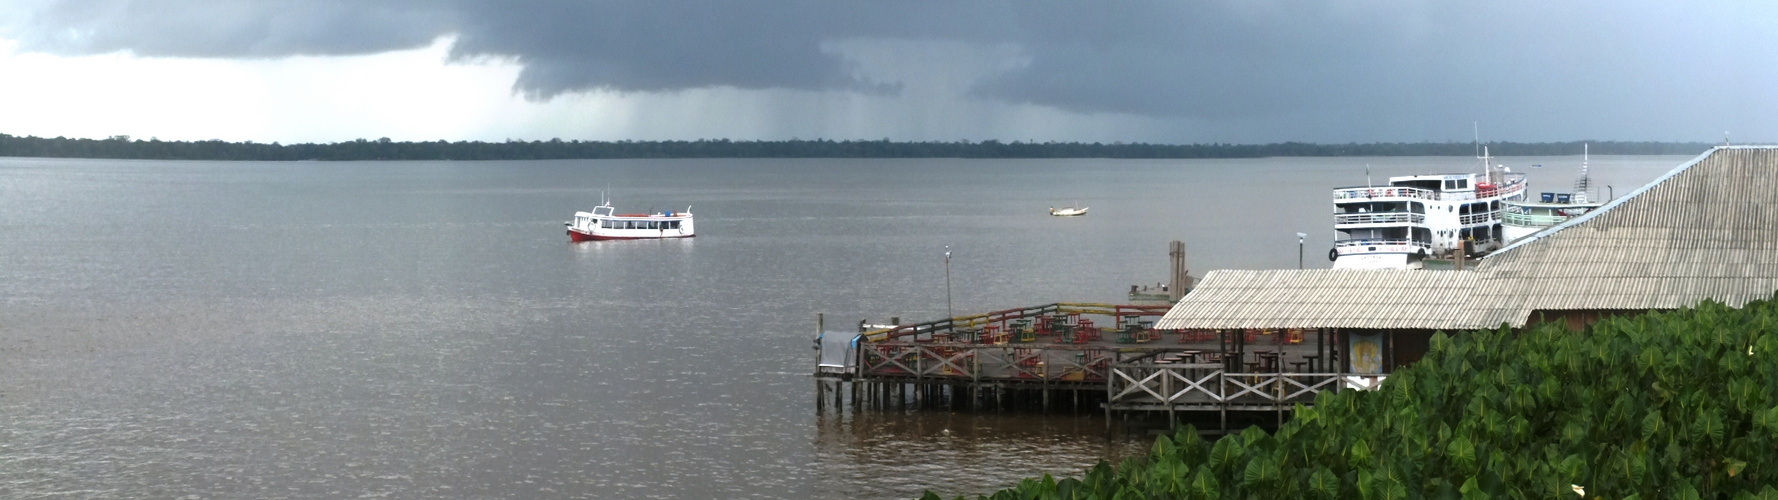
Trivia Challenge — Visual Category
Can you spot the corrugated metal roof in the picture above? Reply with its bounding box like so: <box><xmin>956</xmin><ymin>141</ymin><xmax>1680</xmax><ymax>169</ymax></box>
<box><xmin>1158</xmin><ymin>147</ymin><xmax>1778</xmax><ymax>331</ymax></box>
<box><xmin>1477</xmin><ymin>146</ymin><xmax>1778</xmax><ymax>325</ymax></box>
<box><xmin>1155</xmin><ymin>269</ymin><xmax>1487</xmax><ymax>330</ymax></box>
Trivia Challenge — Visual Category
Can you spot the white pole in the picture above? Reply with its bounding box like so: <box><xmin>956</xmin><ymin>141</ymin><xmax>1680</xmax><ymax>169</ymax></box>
<box><xmin>944</xmin><ymin>246</ymin><xmax>953</xmax><ymax>319</ymax></box>
<box><xmin>1296</xmin><ymin>232</ymin><xmax>1307</xmax><ymax>269</ymax></box>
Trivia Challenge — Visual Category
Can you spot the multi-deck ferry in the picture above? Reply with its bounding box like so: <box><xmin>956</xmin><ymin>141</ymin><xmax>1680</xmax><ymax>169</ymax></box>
<box><xmin>1330</xmin><ymin>152</ymin><xmax>1527</xmax><ymax>269</ymax></box>
<box><xmin>565</xmin><ymin>199</ymin><xmax>695</xmax><ymax>241</ymax></box>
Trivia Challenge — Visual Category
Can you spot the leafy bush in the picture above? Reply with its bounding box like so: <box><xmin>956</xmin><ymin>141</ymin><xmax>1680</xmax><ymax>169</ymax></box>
<box><xmin>925</xmin><ymin>295</ymin><xmax>1778</xmax><ymax>500</ymax></box>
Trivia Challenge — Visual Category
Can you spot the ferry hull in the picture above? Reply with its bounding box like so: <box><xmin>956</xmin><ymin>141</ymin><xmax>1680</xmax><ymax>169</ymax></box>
<box><xmin>567</xmin><ymin>229</ymin><xmax>695</xmax><ymax>241</ymax></box>
<box><xmin>1503</xmin><ymin>225</ymin><xmax>1542</xmax><ymax>243</ymax></box>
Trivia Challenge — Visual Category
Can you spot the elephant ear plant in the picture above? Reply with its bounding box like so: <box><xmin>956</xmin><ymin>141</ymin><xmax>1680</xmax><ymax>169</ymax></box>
<box><xmin>925</xmin><ymin>294</ymin><xmax>1778</xmax><ymax>500</ymax></box>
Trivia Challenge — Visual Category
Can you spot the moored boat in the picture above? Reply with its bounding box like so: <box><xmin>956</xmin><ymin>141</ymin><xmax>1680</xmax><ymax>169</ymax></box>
<box><xmin>1049</xmin><ymin>206</ymin><xmax>1088</xmax><ymax>216</ymax></box>
<box><xmin>566</xmin><ymin>199</ymin><xmax>695</xmax><ymax>241</ymax></box>
<box><xmin>1502</xmin><ymin>145</ymin><xmax>1604</xmax><ymax>242</ymax></box>
<box><xmin>1330</xmin><ymin>149</ymin><xmax>1527</xmax><ymax>269</ymax></box>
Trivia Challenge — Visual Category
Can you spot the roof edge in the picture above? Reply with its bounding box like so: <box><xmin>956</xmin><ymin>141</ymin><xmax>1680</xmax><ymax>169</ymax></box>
<box><xmin>1485</xmin><ymin>146</ymin><xmax>1744</xmax><ymax>258</ymax></box>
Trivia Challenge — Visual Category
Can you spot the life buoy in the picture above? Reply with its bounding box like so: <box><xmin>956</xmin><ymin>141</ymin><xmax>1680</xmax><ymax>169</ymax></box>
<box><xmin>1328</xmin><ymin>248</ymin><xmax>1339</xmax><ymax>261</ymax></box>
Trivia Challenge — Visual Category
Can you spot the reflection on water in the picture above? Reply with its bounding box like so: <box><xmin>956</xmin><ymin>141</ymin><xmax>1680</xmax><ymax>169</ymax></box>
<box><xmin>811</xmin><ymin>402</ymin><xmax>1145</xmax><ymax>500</ymax></box>
<box><xmin>568</xmin><ymin>236</ymin><xmax>698</xmax><ymax>256</ymax></box>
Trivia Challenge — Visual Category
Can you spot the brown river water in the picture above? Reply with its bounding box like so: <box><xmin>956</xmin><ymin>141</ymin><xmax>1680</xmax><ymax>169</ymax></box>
<box><xmin>0</xmin><ymin>155</ymin><xmax>1682</xmax><ymax>498</ymax></box>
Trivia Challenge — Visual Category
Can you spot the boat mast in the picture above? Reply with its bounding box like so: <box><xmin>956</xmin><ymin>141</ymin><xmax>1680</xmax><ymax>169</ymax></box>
<box><xmin>1474</xmin><ymin>122</ymin><xmax>1482</xmax><ymax>178</ymax></box>
<box><xmin>1574</xmin><ymin>143</ymin><xmax>1592</xmax><ymax>203</ymax></box>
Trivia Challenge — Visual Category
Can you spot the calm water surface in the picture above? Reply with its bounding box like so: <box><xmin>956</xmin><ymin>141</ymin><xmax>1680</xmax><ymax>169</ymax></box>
<box><xmin>0</xmin><ymin>155</ymin><xmax>1684</xmax><ymax>499</ymax></box>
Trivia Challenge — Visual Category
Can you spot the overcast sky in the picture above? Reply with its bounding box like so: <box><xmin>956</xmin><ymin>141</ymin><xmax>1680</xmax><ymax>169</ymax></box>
<box><xmin>1</xmin><ymin>1</ymin><xmax>1774</xmax><ymax>144</ymax></box>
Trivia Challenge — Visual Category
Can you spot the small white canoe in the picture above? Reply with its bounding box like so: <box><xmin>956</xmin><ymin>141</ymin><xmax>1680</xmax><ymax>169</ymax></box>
<box><xmin>1049</xmin><ymin>206</ymin><xmax>1088</xmax><ymax>216</ymax></box>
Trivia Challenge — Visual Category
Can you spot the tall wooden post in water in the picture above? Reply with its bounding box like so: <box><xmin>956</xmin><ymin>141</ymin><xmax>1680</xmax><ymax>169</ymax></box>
<box><xmin>1169</xmin><ymin>240</ymin><xmax>1190</xmax><ymax>302</ymax></box>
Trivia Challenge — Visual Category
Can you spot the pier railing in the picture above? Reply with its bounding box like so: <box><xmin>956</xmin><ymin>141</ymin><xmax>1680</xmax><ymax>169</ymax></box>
<box><xmin>859</xmin><ymin>343</ymin><xmax>1116</xmax><ymax>384</ymax></box>
<box><xmin>1106</xmin><ymin>363</ymin><xmax>1341</xmax><ymax>410</ymax></box>
<box><xmin>861</xmin><ymin>302</ymin><xmax>1171</xmax><ymax>343</ymax></box>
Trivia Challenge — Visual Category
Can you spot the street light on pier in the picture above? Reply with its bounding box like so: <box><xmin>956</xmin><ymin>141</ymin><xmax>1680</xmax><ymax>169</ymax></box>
<box><xmin>944</xmin><ymin>246</ymin><xmax>953</xmax><ymax>319</ymax></box>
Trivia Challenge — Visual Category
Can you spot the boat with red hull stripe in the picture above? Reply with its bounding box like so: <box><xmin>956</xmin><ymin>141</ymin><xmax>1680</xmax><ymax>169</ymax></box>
<box><xmin>565</xmin><ymin>199</ymin><xmax>695</xmax><ymax>241</ymax></box>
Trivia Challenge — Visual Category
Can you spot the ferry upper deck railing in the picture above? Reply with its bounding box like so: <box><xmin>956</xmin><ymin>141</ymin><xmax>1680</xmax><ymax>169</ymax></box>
<box><xmin>1458</xmin><ymin>211</ymin><xmax>1500</xmax><ymax>225</ymax></box>
<box><xmin>1333</xmin><ymin>212</ymin><xmax>1425</xmax><ymax>226</ymax></box>
<box><xmin>1474</xmin><ymin>180</ymin><xmax>1525</xmax><ymax>201</ymax></box>
<box><xmin>1333</xmin><ymin>186</ymin><xmax>1436</xmax><ymax>201</ymax></box>
<box><xmin>1333</xmin><ymin>175</ymin><xmax>1526</xmax><ymax>203</ymax></box>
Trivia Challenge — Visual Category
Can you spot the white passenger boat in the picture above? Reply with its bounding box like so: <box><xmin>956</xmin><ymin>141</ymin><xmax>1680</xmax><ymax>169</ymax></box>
<box><xmin>1330</xmin><ymin>149</ymin><xmax>1527</xmax><ymax>269</ymax></box>
<box><xmin>1502</xmin><ymin>145</ymin><xmax>1604</xmax><ymax>242</ymax></box>
<box><xmin>1049</xmin><ymin>206</ymin><xmax>1088</xmax><ymax>216</ymax></box>
<box><xmin>565</xmin><ymin>199</ymin><xmax>694</xmax><ymax>241</ymax></box>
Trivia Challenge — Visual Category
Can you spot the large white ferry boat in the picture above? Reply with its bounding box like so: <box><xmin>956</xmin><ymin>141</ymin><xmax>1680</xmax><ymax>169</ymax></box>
<box><xmin>1502</xmin><ymin>145</ymin><xmax>1604</xmax><ymax>242</ymax></box>
<box><xmin>1330</xmin><ymin>151</ymin><xmax>1527</xmax><ymax>269</ymax></box>
<box><xmin>565</xmin><ymin>199</ymin><xmax>695</xmax><ymax>241</ymax></box>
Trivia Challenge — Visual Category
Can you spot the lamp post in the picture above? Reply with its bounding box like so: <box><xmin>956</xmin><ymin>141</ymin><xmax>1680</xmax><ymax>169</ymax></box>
<box><xmin>944</xmin><ymin>246</ymin><xmax>953</xmax><ymax>319</ymax></box>
<box><xmin>1296</xmin><ymin>233</ymin><xmax>1307</xmax><ymax>269</ymax></box>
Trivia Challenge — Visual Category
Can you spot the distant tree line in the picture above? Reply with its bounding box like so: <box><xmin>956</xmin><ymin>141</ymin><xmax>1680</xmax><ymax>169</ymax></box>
<box><xmin>0</xmin><ymin>133</ymin><xmax>1719</xmax><ymax>161</ymax></box>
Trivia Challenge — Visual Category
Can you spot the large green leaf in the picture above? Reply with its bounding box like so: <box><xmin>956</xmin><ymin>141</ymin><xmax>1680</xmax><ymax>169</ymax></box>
<box><xmin>1695</xmin><ymin>409</ymin><xmax>1725</xmax><ymax>446</ymax></box>
<box><xmin>1208</xmin><ymin>436</ymin><xmax>1244</xmax><ymax>476</ymax></box>
<box><xmin>1557</xmin><ymin>454</ymin><xmax>1586</xmax><ymax>483</ymax></box>
<box><xmin>1641</xmin><ymin>410</ymin><xmax>1665</xmax><ymax>440</ymax></box>
<box><xmin>1447</xmin><ymin>436</ymin><xmax>1477</xmax><ymax>473</ymax></box>
<box><xmin>1152</xmin><ymin>435</ymin><xmax>1177</xmax><ymax>460</ymax></box>
<box><xmin>1188</xmin><ymin>466</ymin><xmax>1220</xmax><ymax>500</ymax></box>
<box><xmin>1561</xmin><ymin>421</ymin><xmax>1587</xmax><ymax>448</ymax></box>
<box><xmin>1241</xmin><ymin>456</ymin><xmax>1280</xmax><ymax>489</ymax></box>
<box><xmin>1307</xmin><ymin>467</ymin><xmax>1339</xmax><ymax>500</ymax></box>
<box><xmin>1726</xmin><ymin>458</ymin><xmax>1748</xmax><ymax>478</ymax></box>
<box><xmin>1674</xmin><ymin>480</ymin><xmax>1702</xmax><ymax>500</ymax></box>
<box><xmin>1348</xmin><ymin>439</ymin><xmax>1371</xmax><ymax>466</ymax></box>
<box><xmin>1458</xmin><ymin>477</ymin><xmax>1489</xmax><ymax>500</ymax></box>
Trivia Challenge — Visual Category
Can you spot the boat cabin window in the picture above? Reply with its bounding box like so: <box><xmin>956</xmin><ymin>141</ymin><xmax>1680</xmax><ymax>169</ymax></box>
<box><xmin>1410</xmin><ymin>202</ymin><xmax>1424</xmax><ymax>214</ymax></box>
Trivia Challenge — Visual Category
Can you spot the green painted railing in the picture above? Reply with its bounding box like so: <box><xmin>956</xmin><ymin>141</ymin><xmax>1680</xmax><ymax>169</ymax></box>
<box><xmin>1503</xmin><ymin>211</ymin><xmax>1568</xmax><ymax>227</ymax></box>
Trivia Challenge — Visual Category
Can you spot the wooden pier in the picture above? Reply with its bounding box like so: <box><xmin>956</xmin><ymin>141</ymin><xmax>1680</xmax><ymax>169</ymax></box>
<box><xmin>815</xmin><ymin>302</ymin><xmax>1364</xmax><ymax>430</ymax></box>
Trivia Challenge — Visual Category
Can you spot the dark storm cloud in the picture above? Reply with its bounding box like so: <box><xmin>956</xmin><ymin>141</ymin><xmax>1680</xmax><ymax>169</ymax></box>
<box><xmin>442</xmin><ymin>1</ymin><xmax>884</xmax><ymax>97</ymax></box>
<box><xmin>17</xmin><ymin>0</ymin><xmax>455</xmax><ymax>57</ymax></box>
<box><xmin>10</xmin><ymin>1</ymin><xmax>1777</xmax><ymax>141</ymax></box>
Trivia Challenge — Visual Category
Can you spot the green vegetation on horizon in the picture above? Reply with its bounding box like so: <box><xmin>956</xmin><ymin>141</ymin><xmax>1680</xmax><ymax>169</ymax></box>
<box><xmin>928</xmin><ymin>296</ymin><xmax>1778</xmax><ymax>500</ymax></box>
<box><xmin>0</xmin><ymin>133</ymin><xmax>1716</xmax><ymax>161</ymax></box>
